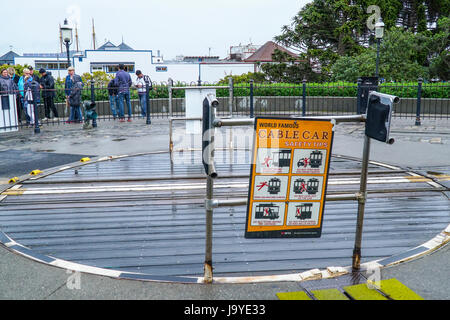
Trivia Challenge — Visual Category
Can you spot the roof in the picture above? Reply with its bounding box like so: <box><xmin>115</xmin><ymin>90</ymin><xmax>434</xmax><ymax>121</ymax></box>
<box><xmin>97</xmin><ymin>41</ymin><xmax>134</xmax><ymax>51</ymax></box>
<box><xmin>0</xmin><ymin>51</ymin><xmax>20</xmax><ymax>62</ymax></box>
<box><xmin>244</xmin><ymin>41</ymin><xmax>298</xmax><ymax>62</ymax></box>
<box><xmin>118</xmin><ymin>42</ymin><xmax>133</xmax><ymax>50</ymax></box>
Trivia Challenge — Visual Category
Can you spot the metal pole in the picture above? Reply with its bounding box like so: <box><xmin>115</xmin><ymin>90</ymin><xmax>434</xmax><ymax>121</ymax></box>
<box><xmin>204</xmin><ymin>175</ymin><xmax>214</xmax><ymax>283</ymax></box>
<box><xmin>415</xmin><ymin>78</ymin><xmax>423</xmax><ymax>126</ymax></box>
<box><xmin>228</xmin><ymin>77</ymin><xmax>233</xmax><ymax>117</ymax></box>
<box><xmin>31</xmin><ymin>82</ymin><xmax>40</xmax><ymax>134</ymax></box>
<box><xmin>145</xmin><ymin>76</ymin><xmax>151</xmax><ymax>125</ymax></box>
<box><xmin>65</xmin><ymin>41</ymin><xmax>71</xmax><ymax>67</ymax></box>
<box><xmin>203</xmin><ymin>95</ymin><xmax>217</xmax><ymax>283</ymax></box>
<box><xmin>302</xmin><ymin>79</ymin><xmax>307</xmax><ymax>116</ymax></box>
<box><xmin>168</xmin><ymin>78</ymin><xmax>173</xmax><ymax>118</ymax></box>
<box><xmin>90</xmin><ymin>80</ymin><xmax>97</xmax><ymax>128</ymax></box>
<box><xmin>352</xmin><ymin>135</ymin><xmax>371</xmax><ymax>271</ymax></box>
<box><xmin>356</xmin><ymin>78</ymin><xmax>362</xmax><ymax>114</ymax></box>
<box><xmin>375</xmin><ymin>39</ymin><xmax>380</xmax><ymax>78</ymax></box>
<box><xmin>249</xmin><ymin>80</ymin><xmax>254</xmax><ymax>118</ymax></box>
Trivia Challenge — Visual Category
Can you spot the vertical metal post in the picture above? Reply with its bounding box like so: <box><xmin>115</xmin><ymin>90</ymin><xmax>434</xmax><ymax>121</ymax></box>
<box><xmin>375</xmin><ymin>39</ymin><xmax>380</xmax><ymax>78</ymax></box>
<box><xmin>352</xmin><ymin>135</ymin><xmax>371</xmax><ymax>271</ymax></box>
<box><xmin>302</xmin><ymin>79</ymin><xmax>307</xmax><ymax>116</ymax></box>
<box><xmin>90</xmin><ymin>80</ymin><xmax>97</xmax><ymax>127</ymax></box>
<box><xmin>204</xmin><ymin>174</ymin><xmax>214</xmax><ymax>283</ymax></box>
<box><xmin>168</xmin><ymin>78</ymin><xmax>173</xmax><ymax>118</ymax></box>
<box><xmin>145</xmin><ymin>76</ymin><xmax>151</xmax><ymax>125</ymax></box>
<box><xmin>249</xmin><ymin>80</ymin><xmax>254</xmax><ymax>118</ymax></box>
<box><xmin>203</xmin><ymin>95</ymin><xmax>217</xmax><ymax>283</ymax></box>
<box><xmin>31</xmin><ymin>82</ymin><xmax>40</xmax><ymax>134</ymax></box>
<box><xmin>65</xmin><ymin>41</ymin><xmax>71</xmax><ymax>67</ymax></box>
<box><xmin>415</xmin><ymin>78</ymin><xmax>423</xmax><ymax>126</ymax></box>
<box><xmin>228</xmin><ymin>77</ymin><xmax>233</xmax><ymax>117</ymax></box>
<box><xmin>356</xmin><ymin>78</ymin><xmax>362</xmax><ymax>114</ymax></box>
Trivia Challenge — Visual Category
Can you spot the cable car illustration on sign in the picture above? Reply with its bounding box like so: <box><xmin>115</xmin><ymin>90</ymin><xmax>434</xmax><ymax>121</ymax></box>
<box><xmin>295</xmin><ymin>203</ymin><xmax>313</xmax><ymax>220</ymax></box>
<box><xmin>297</xmin><ymin>150</ymin><xmax>323</xmax><ymax>168</ymax></box>
<box><xmin>293</xmin><ymin>178</ymin><xmax>319</xmax><ymax>195</ymax></box>
<box><xmin>271</xmin><ymin>150</ymin><xmax>291</xmax><ymax>168</ymax></box>
<box><xmin>267</xmin><ymin>178</ymin><xmax>281</xmax><ymax>194</ymax></box>
<box><xmin>255</xmin><ymin>203</ymin><xmax>280</xmax><ymax>220</ymax></box>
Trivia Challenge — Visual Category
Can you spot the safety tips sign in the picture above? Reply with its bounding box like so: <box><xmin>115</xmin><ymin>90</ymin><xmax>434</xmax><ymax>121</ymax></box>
<box><xmin>245</xmin><ymin>117</ymin><xmax>334</xmax><ymax>238</ymax></box>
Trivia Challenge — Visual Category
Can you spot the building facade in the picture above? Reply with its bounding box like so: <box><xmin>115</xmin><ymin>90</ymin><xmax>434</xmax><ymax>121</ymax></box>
<box><xmin>12</xmin><ymin>42</ymin><xmax>255</xmax><ymax>83</ymax></box>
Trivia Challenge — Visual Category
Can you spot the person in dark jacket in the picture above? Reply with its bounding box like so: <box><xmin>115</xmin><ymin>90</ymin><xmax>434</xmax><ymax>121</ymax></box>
<box><xmin>68</xmin><ymin>81</ymin><xmax>83</xmax><ymax>123</ymax></box>
<box><xmin>39</xmin><ymin>69</ymin><xmax>59</xmax><ymax>121</ymax></box>
<box><xmin>115</xmin><ymin>64</ymin><xmax>133</xmax><ymax>122</ymax></box>
<box><xmin>65</xmin><ymin>67</ymin><xmax>83</xmax><ymax>123</ymax></box>
<box><xmin>107</xmin><ymin>78</ymin><xmax>119</xmax><ymax>119</ymax></box>
<box><xmin>0</xmin><ymin>68</ymin><xmax>17</xmax><ymax>93</ymax></box>
<box><xmin>23</xmin><ymin>75</ymin><xmax>40</xmax><ymax>125</ymax></box>
<box><xmin>0</xmin><ymin>68</ymin><xmax>18</xmax><ymax>116</ymax></box>
<box><xmin>7</xmin><ymin>67</ymin><xmax>23</xmax><ymax>123</ymax></box>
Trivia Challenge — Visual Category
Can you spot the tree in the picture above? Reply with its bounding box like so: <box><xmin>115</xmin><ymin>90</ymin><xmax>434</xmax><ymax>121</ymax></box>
<box><xmin>330</xmin><ymin>27</ymin><xmax>430</xmax><ymax>81</ymax></box>
<box><xmin>82</xmin><ymin>71</ymin><xmax>113</xmax><ymax>87</ymax></box>
<box><xmin>0</xmin><ymin>64</ymin><xmax>33</xmax><ymax>76</ymax></box>
<box><xmin>260</xmin><ymin>49</ymin><xmax>322</xmax><ymax>82</ymax></box>
<box><xmin>218</xmin><ymin>72</ymin><xmax>267</xmax><ymax>84</ymax></box>
<box><xmin>275</xmin><ymin>0</ymin><xmax>369</xmax><ymax>76</ymax></box>
<box><xmin>273</xmin><ymin>0</ymin><xmax>449</xmax><ymax>79</ymax></box>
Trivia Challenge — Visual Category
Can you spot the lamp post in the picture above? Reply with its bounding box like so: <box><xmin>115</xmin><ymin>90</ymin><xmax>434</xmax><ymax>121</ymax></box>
<box><xmin>60</xmin><ymin>19</ymin><xmax>73</xmax><ymax>67</ymax></box>
<box><xmin>374</xmin><ymin>17</ymin><xmax>384</xmax><ymax>79</ymax></box>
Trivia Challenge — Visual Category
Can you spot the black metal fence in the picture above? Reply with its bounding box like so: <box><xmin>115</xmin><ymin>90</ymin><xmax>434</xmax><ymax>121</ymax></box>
<box><xmin>1</xmin><ymin>80</ymin><xmax>449</xmax><ymax>132</ymax></box>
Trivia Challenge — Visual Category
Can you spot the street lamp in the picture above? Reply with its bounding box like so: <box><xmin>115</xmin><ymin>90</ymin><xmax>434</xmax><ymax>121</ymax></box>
<box><xmin>60</xmin><ymin>19</ymin><xmax>73</xmax><ymax>67</ymax></box>
<box><xmin>374</xmin><ymin>17</ymin><xmax>385</xmax><ymax>79</ymax></box>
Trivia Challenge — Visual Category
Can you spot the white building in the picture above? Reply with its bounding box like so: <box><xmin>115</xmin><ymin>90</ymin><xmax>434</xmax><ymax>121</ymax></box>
<box><xmin>13</xmin><ymin>41</ymin><xmax>254</xmax><ymax>83</ymax></box>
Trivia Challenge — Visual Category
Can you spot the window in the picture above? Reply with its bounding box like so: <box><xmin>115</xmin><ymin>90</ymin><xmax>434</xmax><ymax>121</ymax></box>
<box><xmin>35</xmin><ymin>62</ymin><xmax>69</xmax><ymax>70</ymax></box>
<box><xmin>90</xmin><ymin>63</ymin><xmax>135</xmax><ymax>73</ymax></box>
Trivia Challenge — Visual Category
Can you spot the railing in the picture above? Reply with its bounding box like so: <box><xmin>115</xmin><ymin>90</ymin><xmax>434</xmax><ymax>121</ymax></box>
<box><xmin>1</xmin><ymin>79</ymin><xmax>449</xmax><ymax>132</ymax></box>
<box><xmin>198</xmin><ymin>92</ymin><xmax>398</xmax><ymax>283</ymax></box>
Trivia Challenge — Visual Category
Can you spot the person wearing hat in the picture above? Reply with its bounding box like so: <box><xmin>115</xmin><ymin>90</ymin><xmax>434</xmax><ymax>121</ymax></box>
<box><xmin>64</xmin><ymin>67</ymin><xmax>83</xmax><ymax>123</ymax></box>
<box><xmin>39</xmin><ymin>68</ymin><xmax>58</xmax><ymax>121</ymax></box>
<box><xmin>28</xmin><ymin>66</ymin><xmax>41</xmax><ymax>82</ymax></box>
<box><xmin>134</xmin><ymin>70</ymin><xmax>152</xmax><ymax>118</ymax></box>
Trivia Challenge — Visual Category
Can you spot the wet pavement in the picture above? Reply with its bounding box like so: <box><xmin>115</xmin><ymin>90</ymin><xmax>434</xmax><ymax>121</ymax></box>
<box><xmin>0</xmin><ymin>116</ymin><xmax>449</xmax><ymax>300</ymax></box>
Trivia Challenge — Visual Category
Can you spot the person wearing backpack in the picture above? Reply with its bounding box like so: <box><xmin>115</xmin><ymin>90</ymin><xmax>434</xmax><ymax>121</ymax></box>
<box><xmin>39</xmin><ymin>68</ymin><xmax>59</xmax><ymax>121</ymax></box>
<box><xmin>23</xmin><ymin>75</ymin><xmax>41</xmax><ymax>125</ymax></box>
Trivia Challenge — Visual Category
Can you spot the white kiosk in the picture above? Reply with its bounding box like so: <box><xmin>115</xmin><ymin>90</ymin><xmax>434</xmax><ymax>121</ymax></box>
<box><xmin>0</xmin><ymin>94</ymin><xmax>19</xmax><ymax>133</ymax></box>
<box><xmin>185</xmin><ymin>88</ymin><xmax>216</xmax><ymax>134</ymax></box>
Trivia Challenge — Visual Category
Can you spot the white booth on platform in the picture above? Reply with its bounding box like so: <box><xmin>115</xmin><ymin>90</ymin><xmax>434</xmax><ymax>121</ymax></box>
<box><xmin>0</xmin><ymin>94</ymin><xmax>18</xmax><ymax>133</ymax></box>
<box><xmin>185</xmin><ymin>88</ymin><xmax>216</xmax><ymax>134</ymax></box>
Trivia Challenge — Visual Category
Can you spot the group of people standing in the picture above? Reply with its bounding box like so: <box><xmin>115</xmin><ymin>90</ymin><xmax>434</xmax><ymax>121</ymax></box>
<box><xmin>0</xmin><ymin>66</ymin><xmax>58</xmax><ymax>125</ymax></box>
<box><xmin>0</xmin><ymin>63</ymin><xmax>152</xmax><ymax>126</ymax></box>
<box><xmin>107</xmin><ymin>64</ymin><xmax>152</xmax><ymax>122</ymax></box>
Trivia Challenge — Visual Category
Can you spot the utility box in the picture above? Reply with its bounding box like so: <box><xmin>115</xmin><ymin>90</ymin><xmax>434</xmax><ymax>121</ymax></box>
<box><xmin>185</xmin><ymin>88</ymin><xmax>216</xmax><ymax>134</ymax></box>
<box><xmin>365</xmin><ymin>91</ymin><xmax>399</xmax><ymax>144</ymax></box>
<box><xmin>0</xmin><ymin>94</ymin><xmax>19</xmax><ymax>133</ymax></box>
<box><xmin>357</xmin><ymin>77</ymin><xmax>378</xmax><ymax>114</ymax></box>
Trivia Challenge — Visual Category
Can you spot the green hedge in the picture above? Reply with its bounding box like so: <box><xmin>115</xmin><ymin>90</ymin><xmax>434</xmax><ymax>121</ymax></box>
<box><xmin>50</xmin><ymin>81</ymin><xmax>449</xmax><ymax>103</ymax></box>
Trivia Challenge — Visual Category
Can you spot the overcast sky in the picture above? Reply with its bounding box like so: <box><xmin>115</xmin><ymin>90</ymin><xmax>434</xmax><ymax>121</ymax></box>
<box><xmin>2</xmin><ymin>0</ymin><xmax>311</xmax><ymax>59</ymax></box>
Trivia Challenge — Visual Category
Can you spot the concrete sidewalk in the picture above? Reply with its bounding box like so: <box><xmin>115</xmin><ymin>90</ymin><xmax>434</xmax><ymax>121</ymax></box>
<box><xmin>0</xmin><ymin>116</ymin><xmax>448</xmax><ymax>300</ymax></box>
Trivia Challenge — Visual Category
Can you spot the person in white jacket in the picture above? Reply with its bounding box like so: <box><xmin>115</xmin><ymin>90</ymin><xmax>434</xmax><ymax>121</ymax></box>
<box><xmin>134</xmin><ymin>70</ymin><xmax>152</xmax><ymax>118</ymax></box>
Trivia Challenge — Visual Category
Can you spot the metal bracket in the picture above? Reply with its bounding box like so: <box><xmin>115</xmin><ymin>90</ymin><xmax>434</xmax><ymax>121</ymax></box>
<box><xmin>205</xmin><ymin>199</ymin><xmax>219</xmax><ymax>211</ymax></box>
<box><xmin>356</xmin><ymin>192</ymin><xmax>366</xmax><ymax>204</ymax></box>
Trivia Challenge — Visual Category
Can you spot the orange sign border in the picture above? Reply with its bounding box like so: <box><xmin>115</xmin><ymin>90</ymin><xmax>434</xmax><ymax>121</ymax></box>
<box><xmin>245</xmin><ymin>117</ymin><xmax>334</xmax><ymax>238</ymax></box>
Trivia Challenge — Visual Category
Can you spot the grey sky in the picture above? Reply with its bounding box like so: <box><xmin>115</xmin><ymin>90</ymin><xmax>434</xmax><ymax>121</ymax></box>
<box><xmin>3</xmin><ymin>0</ymin><xmax>310</xmax><ymax>59</ymax></box>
